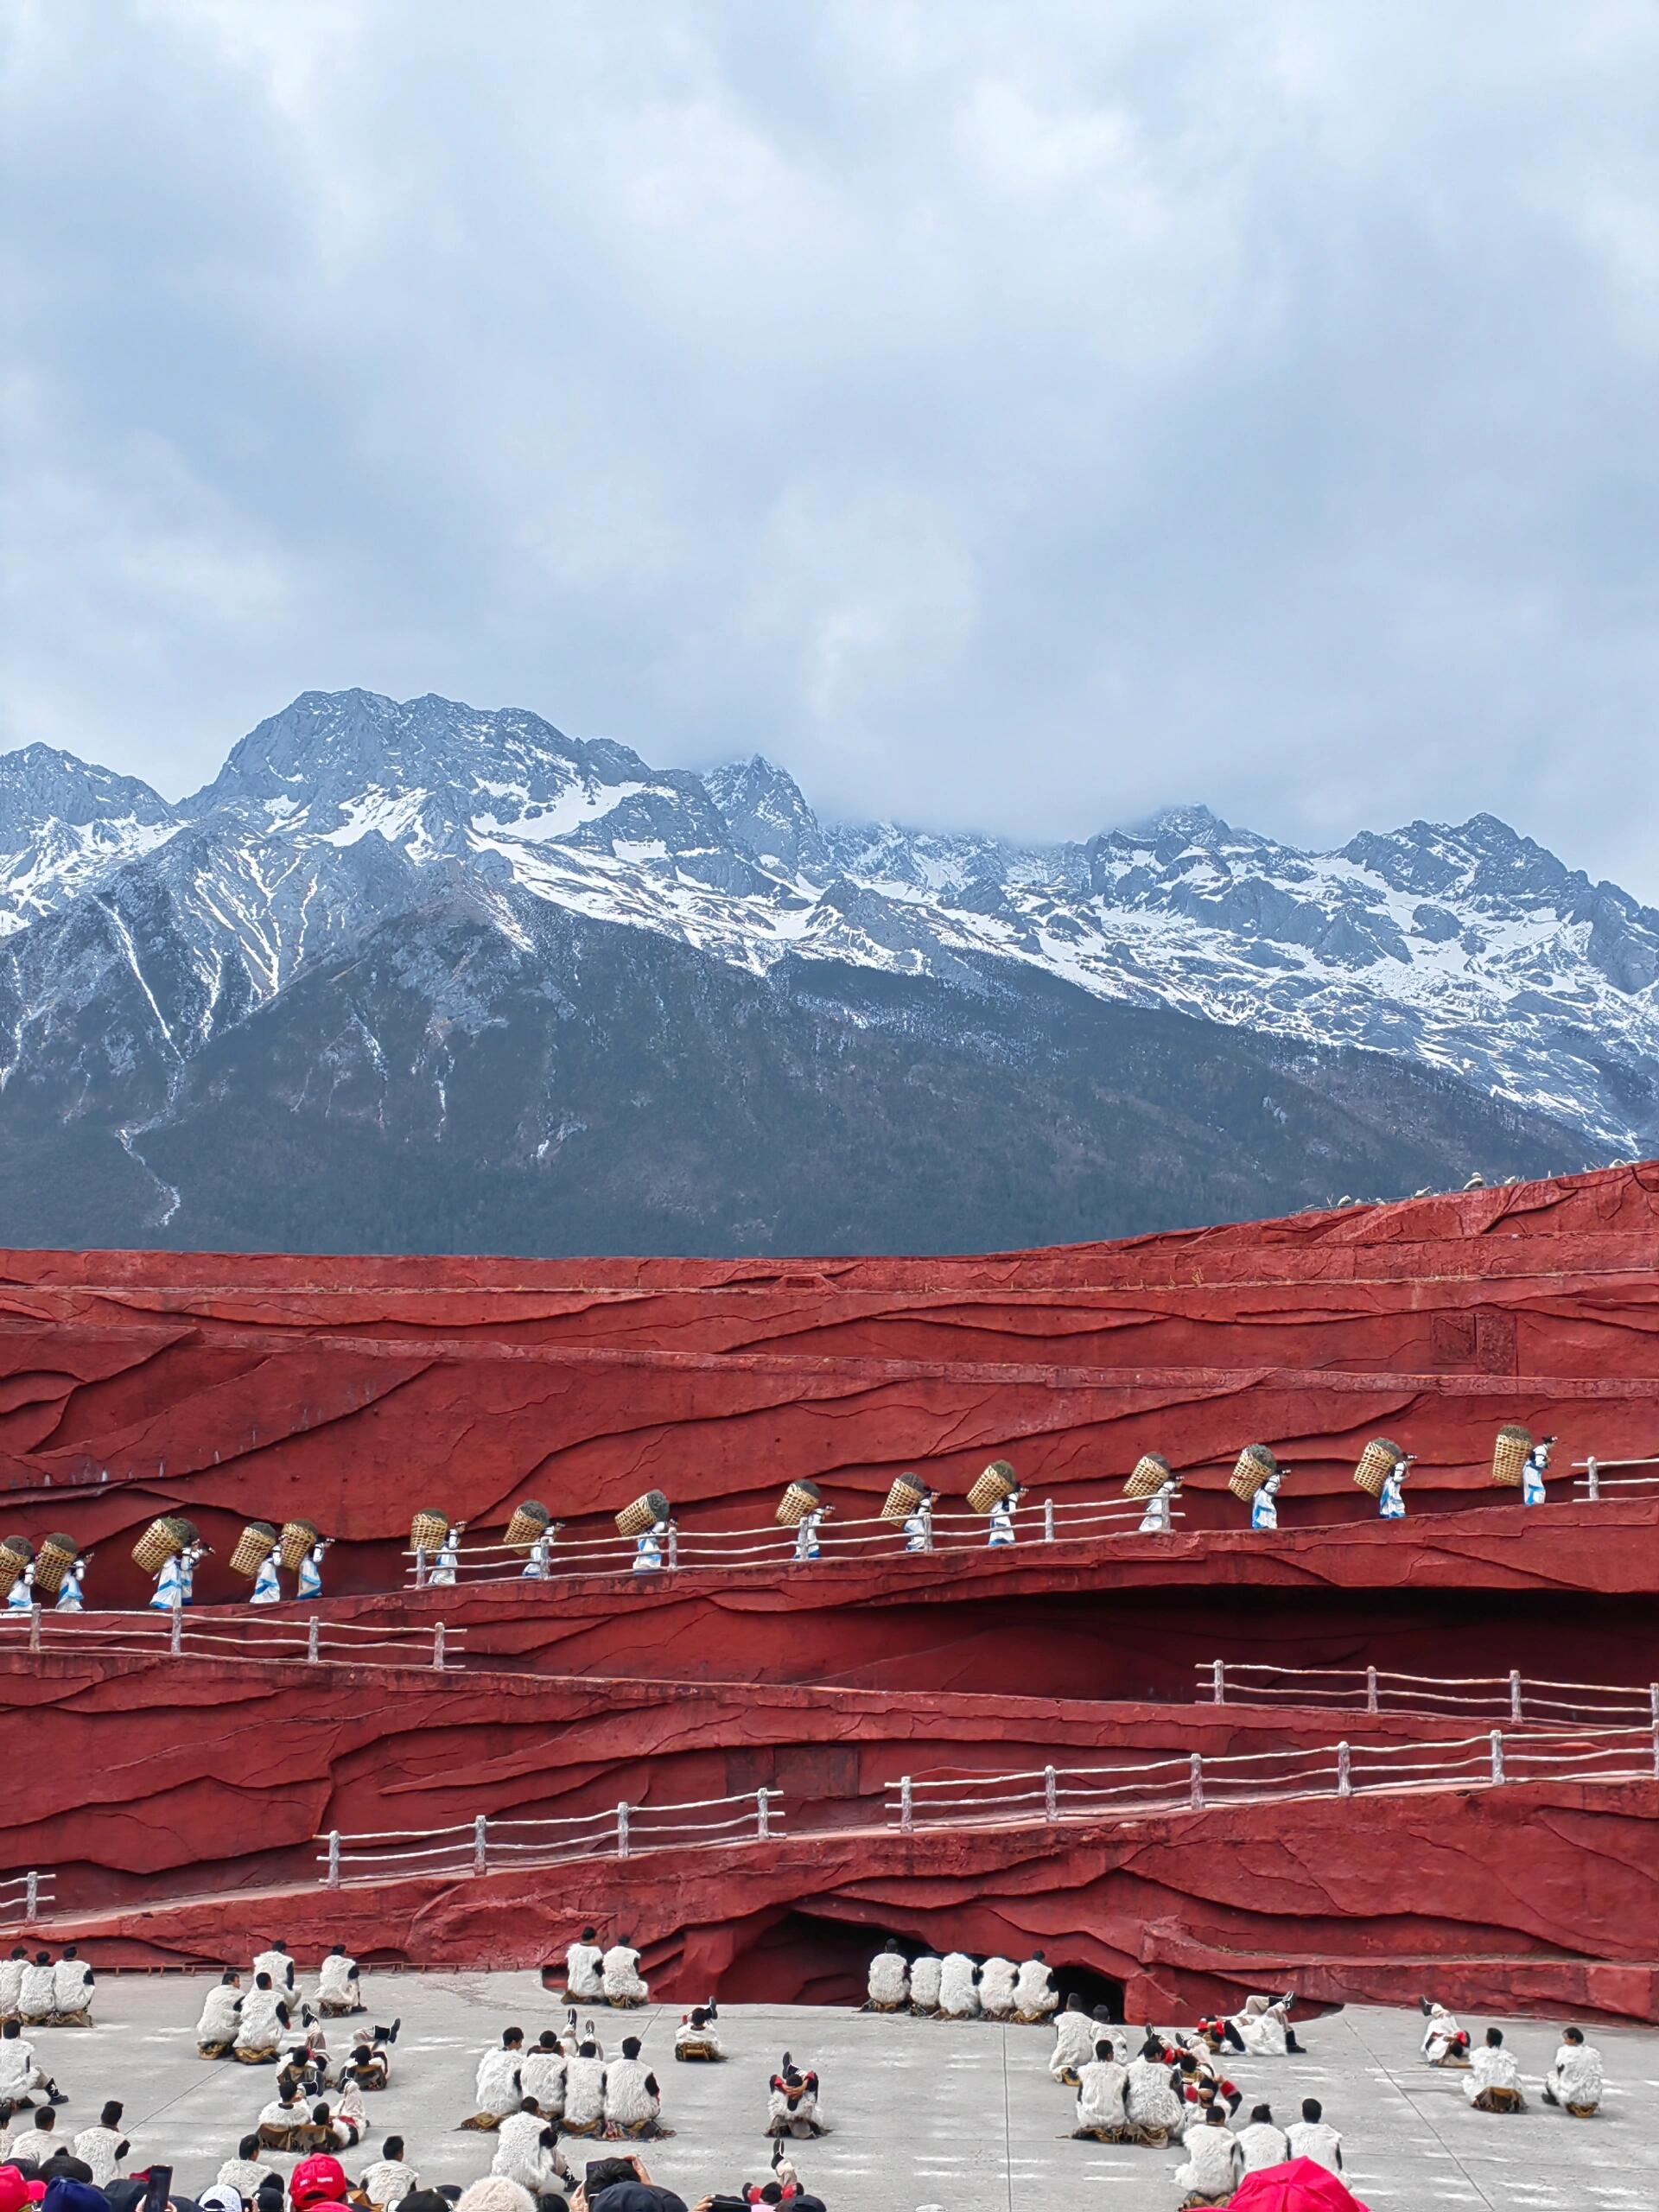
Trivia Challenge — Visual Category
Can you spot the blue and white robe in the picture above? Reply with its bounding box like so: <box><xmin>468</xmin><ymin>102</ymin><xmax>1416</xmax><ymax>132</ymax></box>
<box><xmin>250</xmin><ymin>1553</ymin><xmax>283</xmax><ymax>1605</ymax></box>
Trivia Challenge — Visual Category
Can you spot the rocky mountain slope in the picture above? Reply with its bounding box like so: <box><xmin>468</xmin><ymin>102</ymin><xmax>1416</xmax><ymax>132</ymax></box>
<box><xmin>0</xmin><ymin>688</ymin><xmax>1644</xmax><ymax>1253</ymax></box>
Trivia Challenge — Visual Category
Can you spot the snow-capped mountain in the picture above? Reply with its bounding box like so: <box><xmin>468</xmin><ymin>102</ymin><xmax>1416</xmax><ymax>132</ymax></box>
<box><xmin>0</xmin><ymin>686</ymin><xmax>1647</xmax><ymax>1254</ymax></box>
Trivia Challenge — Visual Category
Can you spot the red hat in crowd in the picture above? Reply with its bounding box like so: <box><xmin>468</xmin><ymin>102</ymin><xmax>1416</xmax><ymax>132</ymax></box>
<box><xmin>1230</xmin><ymin>2160</ymin><xmax>1371</xmax><ymax>2212</ymax></box>
<box><xmin>289</xmin><ymin>2157</ymin><xmax>352</xmax><ymax>2212</ymax></box>
<box><xmin>0</xmin><ymin>2171</ymin><xmax>46</xmax><ymax>2212</ymax></box>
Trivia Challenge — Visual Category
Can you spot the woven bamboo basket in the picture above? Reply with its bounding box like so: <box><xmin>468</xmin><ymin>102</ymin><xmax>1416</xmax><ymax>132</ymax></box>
<box><xmin>882</xmin><ymin>1474</ymin><xmax>929</xmax><ymax>1522</ymax></box>
<box><xmin>132</xmin><ymin>1516</ymin><xmax>184</xmax><ymax>1574</ymax></box>
<box><xmin>278</xmin><ymin>1518</ymin><xmax>320</xmax><ymax>1572</ymax></box>
<box><xmin>410</xmin><ymin>1510</ymin><xmax>449</xmax><ymax>1554</ymax></box>
<box><xmin>32</xmin><ymin>1533</ymin><xmax>79</xmax><ymax>1595</ymax></box>
<box><xmin>616</xmin><ymin>1490</ymin><xmax>671</xmax><ymax>1538</ymax></box>
<box><xmin>776</xmin><ymin>1480</ymin><xmax>823</xmax><ymax>1528</ymax></box>
<box><xmin>1124</xmin><ymin>1452</ymin><xmax>1173</xmax><ymax>1501</ymax></box>
<box><xmin>231</xmin><ymin>1522</ymin><xmax>279</xmax><ymax>1579</ymax></box>
<box><xmin>1491</xmin><ymin>1424</ymin><xmax>1532</xmax><ymax>1487</ymax></box>
<box><xmin>1354</xmin><ymin>1437</ymin><xmax>1402</xmax><ymax>1497</ymax></box>
<box><xmin>0</xmin><ymin>1535</ymin><xmax>33</xmax><ymax>1599</ymax></box>
<box><xmin>505</xmin><ymin>1499</ymin><xmax>551</xmax><ymax>1549</ymax></box>
<box><xmin>1230</xmin><ymin>1445</ymin><xmax>1280</xmax><ymax>1503</ymax></box>
<box><xmin>968</xmin><ymin>1459</ymin><xmax>1020</xmax><ymax>1514</ymax></box>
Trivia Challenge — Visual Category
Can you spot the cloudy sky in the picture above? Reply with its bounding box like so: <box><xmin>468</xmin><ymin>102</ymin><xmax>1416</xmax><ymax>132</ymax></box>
<box><xmin>5</xmin><ymin>2</ymin><xmax>1659</xmax><ymax>887</ymax></box>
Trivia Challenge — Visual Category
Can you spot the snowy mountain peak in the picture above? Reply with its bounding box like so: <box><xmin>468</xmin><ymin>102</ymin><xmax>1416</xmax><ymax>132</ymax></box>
<box><xmin>705</xmin><ymin>753</ymin><xmax>830</xmax><ymax>877</ymax></box>
<box><xmin>0</xmin><ymin>743</ymin><xmax>175</xmax><ymax>840</ymax></box>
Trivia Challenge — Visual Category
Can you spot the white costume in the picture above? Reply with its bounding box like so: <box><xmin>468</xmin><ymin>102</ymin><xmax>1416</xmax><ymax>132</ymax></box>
<box><xmin>1124</xmin><ymin>2056</ymin><xmax>1184</xmax><ymax>2138</ymax></box>
<box><xmin>562</xmin><ymin>2054</ymin><xmax>606</xmax><ymax>2134</ymax></box>
<box><xmin>938</xmin><ymin>1953</ymin><xmax>979</xmax><ymax>2018</ymax></box>
<box><xmin>1073</xmin><ymin>2056</ymin><xmax>1128</xmax><ymax>2137</ymax></box>
<box><xmin>1545</xmin><ymin>2038</ymin><xmax>1603</xmax><ymax>2112</ymax></box>
<box><xmin>5</xmin><ymin>1567</ymin><xmax>35</xmax><ymax>1612</ymax></box>
<box><xmin>601</xmin><ymin>1941</ymin><xmax>648</xmax><ymax>2005</ymax></box>
<box><xmin>0</xmin><ymin>1953</ymin><xmax>28</xmax><ymax>2016</ymax></box>
<box><xmin>195</xmin><ymin>1981</ymin><xmax>241</xmax><ymax>2048</ymax></box>
<box><xmin>603</xmin><ymin>2055</ymin><xmax>662</xmax><ymax>2133</ymax></box>
<box><xmin>73</xmin><ymin>2126</ymin><xmax>126</xmax><ymax>2186</ymax></box>
<box><xmin>149</xmin><ymin>1552</ymin><xmax>188</xmax><ymax>1609</ymax></box>
<box><xmin>297</xmin><ymin>1541</ymin><xmax>326</xmax><ymax>1600</ymax></box>
<box><xmin>1378</xmin><ymin>1461</ymin><xmax>1408</xmax><ymax>1519</ymax></box>
<box><xmin>235</xmin><ymin>1986</ymin><xmax>286</xmax><ymax>2056</ymax></box>
<box><xmin>492</xmin><ymin>2109</ymin><xmax>567</xmax><ymax>2190</ymax></box>
<box><xmin>978</xmin><ymin>1957</ymin><xmax>1017</xmax><ymax>2018</ymax></box>
<box><xmin>7</xmin><ymin>2126</ymin><xmax>60</xmax><ymax>2170</ymax></box>
<box><xmin>1175</xmin><ymin>2121</ymin><xmax>1244</xmax><ymax>2200</ymax></box>
<box><xmin>257</xmin><ymin>2096</ymin><xmax>306</xmax><ymax>2144</ymax></box>
<box><xmin>1522</xmin><ymin>1441</ymin><xmax>1551</xmax><ymax>1506</ymax></box>
<box><xmin>565</xmin><ymin>1937</ymin><xmax>605</xmax><ymax>2000</ymax></box>
<box><xmin>251</xmin><ymin>1554</ymin><xmax>283</xmax><ymax>1605</ymax></box>
<box><xmin>252</xmin><ymin>1947</ymin><xmax>296</xmax><ymax>1991</ymax></box>
<box><xmin>359</xmin><ymin>2158</ymin><xmax>417</xmax><ymax>2209</ymax></box>
<box><xmin>522</xmin><ymin>1531</ymin><xmax>553</xmax><ymax>1579</ymax></box>
<box><xmin>0</xmin><ymin>2034</ymin><xmax>44</xmax><ymax>2100</ymax></box>
<box><xmin>1421</xmin><ymin>2004</ymin><xmax>1465</xmax><ymax>2065</ymax></box>
<box><xmin>673</xmin><ymin>2017</ymin><xmax>722</xmax><ymax>2061</ymax></box>
<box><xmin>867</xmin><ymin>1949</ymin><xmax>909</xmax><ymax>2011</ymax></box>
<box><xmin>52</xmin><ymin>1955</ymin><xmax>93</xmax><ymax>2021</ymax></box>
<box><xmin>1049</xmin><ymin>2010</ymin><xmax>1096</xmax><ymax>2082</ymax></box>
<box><xmin>1287</xmin><ymin>2117</ymin><xmax>1344</xmax><ymax>2171</ymax></box>
<box><xmin>1138</xmin><ymin>1481</ymin><xmax>1177</xmax><ymax>1535</ymax></box>
<box><xmin>908</xmin><ymin>1955</ymin><xmax>943</xmax><ymax>2013</ymax></box>
<box><xmin>1014</xmin><ymin>1957</ymin><xmax>1058</xmax><ymax>2021</ymax></box>
<box><xmin>17</xmin><ymin>1961</ymin><xmax>56</xmax><ymax>2022</ymax></box>
<box><xmin>766</xmin><ymin>2071</ymin><xmax>823</xmax><ymax>2138</ymax></box>
<box><xmin>793</xmin><ymin>1511</ymin><xmax>825</xmax><ymax>1562</ymax></box>
<box><xmin>987</xmin><ymin>1495</ymin><xmax>1019</xmax><ymax>1547</ymax></box>
<box><xmin>317</xmin><ymin>1950</ymin><xmax>361</xmax><ymax>2011</ymax></box>
<box><xmin>1250</xmin><ymin>1478</ymin><xmax>1281</xmax><ymax>1532</ymax></box>
<box><xmin>54</xmin><ymin>1560</ymin><xmax>86</xmax><ymax>1611</ymax></box>
<box><xmin>429</xmin><ymin>1529</ymin><xmax>461</xmax><ymax>1585</ymax></box>
<box><xmin>1236</xmin><ymin>2119</ymin><xmax>1289</xmax><ymax>2171</ymax></box>
<box><xmin>520</xmin><ymin>2045</ymin><xmax>567</xmax><ymax>2113</ymax></box>
<box><xmin>1228</xmin><ymin>1994</ymin><xmax>1288</xmax><ymax>2056</ymax></box>
<box><xmin>472</xmin><ymin>2046</ymin><xmax>524</xmax><ymax>2120</ymax></box>
<box><xmin>218</xmin><ymin>2157</ymin><xmax>278</xmax><ymax>2199</ymax></box>
<box><xmin>1465</xmin><ymin>2044</ymin><xmax>1525</xmax><ymax>2107</ymax></box>
<box><xmin>902</xmin><ymin>1507</ymin><xmax>932</xmax><ymax>1553</ymax></box>
<box><xmin>632</xmin><ymin>1522</ymin><xmax>667</xmax><ymax>1573</ymax></box>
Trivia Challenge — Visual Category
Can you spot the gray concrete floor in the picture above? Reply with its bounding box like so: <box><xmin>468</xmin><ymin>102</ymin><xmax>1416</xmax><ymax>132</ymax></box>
<box><xmin>22</xmin><ymin>1973</ymin><xmax>1658</xmax><ymax>2210</ymax></box>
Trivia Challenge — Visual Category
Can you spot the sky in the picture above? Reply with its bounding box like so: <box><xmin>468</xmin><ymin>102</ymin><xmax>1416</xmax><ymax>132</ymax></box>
<box><xmin>4</xmin><ymin>2</ymin><xmax>1659</xmax><ymax>887</ymax></box>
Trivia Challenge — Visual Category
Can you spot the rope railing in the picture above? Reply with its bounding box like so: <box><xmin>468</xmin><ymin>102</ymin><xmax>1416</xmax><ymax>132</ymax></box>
<box><xmin>314</xmin><ymin>1787</ymin><xmax>785</xmax><ymax>1888</ymax></box>
<box><xmin>0</xmin><ymin>1608</ymin><xmax>462</xmax><ymax>1671</ymax></box>
<box><xmin>887</xmin><ymin>1723</ymin><xmax>1658</xmax><ymax>1833</ymax></box>
<box><xmin>405</xmin><ymin>1497</ymin><xmax>1185</xmax><ymax>1586</ymax></box>
<box><xmin>1573</xmin><ymin>1453</ymin><xmax>1659</xmax><ymax>1499</ymax></box>
<box><xmin>1198</xmin><ymin>1658</ymin><xmax>1659</xmax><ymax>1726</ymax></box>
<box><xmin>0</xmin><ymin>1871</ymin><xmax>54</xmax><ymax>1925</ymax></box>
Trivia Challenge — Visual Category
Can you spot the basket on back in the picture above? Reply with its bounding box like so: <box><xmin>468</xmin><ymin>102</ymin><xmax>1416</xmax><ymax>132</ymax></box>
<box><xmin>776</xmin><ymin>1481</ymin><xmax>823</xmax><ymax>1529</ymax></box>
<box><xmin>278</xmin><ymin>1519</ymin><xmax>320</xmax><ymax>1572</ymax></box>
<box><xmin>1491</xmin><ymin>1424</ymin><xmax>1532</xmax><ymax>1487</ymax></box>
<box><xmin>0</xmin><ymin>1535</ymin><xmax>33</xmax><ymax>1598</ymax></box>
<box><xmin>1354</xmin><ymin>1438</ymin><xmax>1402</xmax><ymax>1497</ymax></box>
<box><xmin>32</xmin><ymin>1533</ymin><xmax>79</xmax><ymax>1595</ymax></box>
<box><xmin>968</xmin><ymin>1459</ymin><xmax>1019</xmax><ymax>1515</ymax></box>
<box><xmin>1229</xmin><ymin>1445</ymin><xmax>1279</xmax><ymax>1503</ymax></box>
<box><xmin>882</xmin><ymin>1473</ymin><xmax>929</xmax><ymax>1522</ymax></box>
<box><xmin>1124</xmin><ymin>1452</ymin><xmax>1173</xmax><ymax>1501</ymax></box>
<box><xmin>410</xmin><ymin>1510</ymin><xmax>449</xmax><ymax>1554</ymax></box>
<box><xmin>231</xmin><ymin>1522</ymin><xmax>279</xmax><ymax>1580</ymax></box>
<box><xmin>616</xmin><ymin>1490</ymin><xmax>671</xmax><ymax>1538</ymax></box>
<box><xmin>131</xmin><ymin>1516</ymin><xmax>196</xmax><ymax>1574</ymax></box>
<box><xmin>505</xmin><ymin>1499</ymin><xmax>551</xmax><ymax>1549</ymax></box>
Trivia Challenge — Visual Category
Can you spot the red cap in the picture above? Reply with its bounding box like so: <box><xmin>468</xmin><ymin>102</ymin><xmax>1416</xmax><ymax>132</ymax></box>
<box><xmin>0</xmin><ymin>2171</ymin><xmax>30</xmax><ymax>2212</ymax></box>
<box><xmin>289</xmin><ymin>2156</ymin><xmax>350</xmax><ymax>2210</ymax></box>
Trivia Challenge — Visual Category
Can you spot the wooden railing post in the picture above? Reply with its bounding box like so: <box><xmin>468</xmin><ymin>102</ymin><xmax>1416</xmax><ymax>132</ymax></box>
<box><xmin>616</xmin><ymin>1802</ymin><xmax>631</xmax><ymax>1860</ymax></box>
<box><xmin>1586</xmin><ymin>1457</ymin><xmax>1600</xmax><ymax>1501</ymax></box>
<box><xmin>324</xmin><ymin>1832</ymin><xmax>340</xmax><ymax>1888</ymax></box>
<box><xmin>1189</xmin><ymin>1752</ymin><xmax>1205</xmax><ymax>1811</ymax></box>
<box><xmin>307</xmin><ymin>1617</ymin><xmax>321</xmax><ymax>1663</ymax></box>
<box><xmin>1044</xmin><ymin>1765</ymin><xmax>1058</xmax><ymax>1821</ymax></box>
<box><xmin>1337</xmin><ymin>1742</ymin><xmax>1351</xmax><ymax>1797</ymax></box>
<box><xmin>474</xmin><ymin>1813</ymin><xmax>488</xmax><ymax>1875</ymax></box>
<box><xmin>1489</xmin><ymin>1730</ymin><xmax>1505</xmax><ymax>1785</ymax></box>
<box><xmin>431</xmin><ymin>1622</ymin><xmax>447</xmax><ymax>1670</ymax></box>
<box><xmin>756</xmin><ymin>1789</ymin><xmax>772</xmax><ymax>1841</ymax></box>
<box><xmin>27</xmin><ymin>1605</ymin><xmax>41</xmax><ymax>1655</ymax></box>
<box><xmin>1365</xmin><ymin>1666</ymin><xmax>1379</xmax><ymax>1714</ymax></box>
<box><xmin>899</xmin><ymin>1777</ymin><xmax>913</xmax><ymax>1834</ymax></box>
<box><xmin>1211</xmin><ymin>1659</ymin><xmax>1225</xmax><ymax>1704</ymax></box>
<box><xmin>1509</xmin><ymin>1671</ymin><xmax>1523</xmax><ymax>1722</ymax></box>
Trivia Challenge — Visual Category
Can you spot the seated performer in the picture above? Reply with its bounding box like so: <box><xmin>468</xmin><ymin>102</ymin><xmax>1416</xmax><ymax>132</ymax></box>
<box><xmin>520</xmin><ymin>2029</ymin><xmax>568</xmax><ymax>2111</ymax></box>
<box><xmin>987</xmin><ymin>1486</ymin><xmax>1024</xmax><ymax>1548</ymax></box>
<box><xmin>1049</xmin><ymin>1997</ymin><xmax>1096</xmax><ymax>2084</ymax></box>
<box><xmin>1522</xmin><ymin>1435</ymin><xmax>1557</xmax><ymax>1507</ymax></box>
<box><xmin>17</xmin><ymin>1955</ymin><xmax>56</xmax><ymax>2027</ymax></box>
<box><xmin>977</xmin><ymin>1956</ymin><xmax>1017</xmax><ymax>2020</ymax></box>
<box><xmin>1123</xmin><ymin>2038</ymin><xmax>1185</xmax><ymax>2147</ymax></box>
<box><xmin>73</xmin><ymin>2101</ymin><xmax>130</xmax><ymax>2186</ymax></box>
<box><xmin>491</xmin><ymin>2100</ymin><xmax>575</xmax><ymax>2192</ymax></box>
<box><xmin>1378</xmin><ymin>1452</ymin><xmax>1414</xmax><ymax>1519</ymax></box>
<box><xmin>316</xmin><ymin>1947</ymin><xmax>364</xmax><ymax>2018</ymax></box>
<box><xmin>251</xmin><ymin>1942</ymin><xmax>296</xmax><ymax>1993</ymax></box>
<box><xmin>0</xmin><ymin>1945</ymin><xmax>28</xmax><ymax>2023</ymax></box>
<box><xmin>1287</xmin><ymin>2096</ymin><xmax>1344</xmax><ymax>2171</ymax></box>
<box><xmin>1541</xmin><ymin>2024</ymin><xmax>1603</xmax><ymax>2115</ymax></box>
<box><xmin>605</xmin><ymin>2037</ymin><xmax>670</xmax><ymax>2139</ymax></box>
<box><xmin>234</xmin><ymin>1974</ymin><xmax>290</xmax><ymax>2063</ymax></box>
<box><xmin>561</xmin><ymin>2038</ymin><xmax>607</xmax><ymax>2138</ymax></box>
<box><xmin>1013</xmin><ymin>1953</ymin><xmax>1058</xmax><ymax>2024</ymax></box>
<box><xmin>5</xmin><ymin>2104</ymin><xmax>61</xmax><ymax>2170</ymax></box>
<box><xmin>309</xmin><ymin>2096</ymin><xmax>359</xmax><ymax>2153</ymax></box>
<box><xmin>339</xmin><ymin>2036</ymin><xmax>394</xmax><ymax>2093</ymax></box>
<box><xmin>564</xmin><ymin>1929</ymin><xmax>605</xmax><ymax>2005</ymax></box>
<box><xmin>358</xmin><ymin>2135</ymin><xmax>418</xmax><ymax>2210</ymax></box>
<box><xmin>1420</xmin><ymin>2000</ymin><xmax>1471</xmax><ymax>2068</ymax></box>
<box><xmin>461</xmin><ymin>2027</ymin><xmax>525</xmax><ymax>2129</ymax></box>
<box><xmin>938</xmin><ymin>1952</ymin><xmax>980</xmax><ymax>2019</ymax></box>
<box><xmin>766</xmin><ymin>2055</ymin><xmax>824</xmax><ymax>2139</ymax></box>
<box><xmin>1465</xmin><ymin>2027</ymin><xmax>1526</xmax><ymax>2112</ymax></box>
<box><xmin>1249</xmin><ymin>1472</ymin><xmax>1282</xmax><ymax>1533</ymax></box>
<box><xmin>674</xmin><ymin>2007</ymin><xmax>723</xmax><ymax>2063</ymax></box>
<box><xmin>51</xmin><ymin>1948</ymin><xmax>93</xmax><ymax>2027</ymax></box>
<box><xmin>1173</xmin><ymin>2103</ymin><xmax>1243</xmax><ymax>2207</ymax></box>
<box><xmin>257</xmin><ymin>2085</ymin><xmax>313</xmax><ymax>2152</ymax></box>
<box><xmin>1236</xmin><ymin>2102</ymin><xmax>1289</xmax><ymax>2172</ymax></box>
<box><xmin>196</xmin><ymin>1970</ymin><xmax>243</xmax><ymax>2058</ymax></box>
<box><xmin>1071</xmin><ymin>2041</ymin><xmax>1128</xmax><ymax>2141</ymax></box>
<box><xmin>907</xmin><ymin>1951</ymin><xmax>943</xmax><ymax>2016</ymax></box>
<box><xmin>866</xmin><ymin>1940</ymin><xmax>909</xmax><ymax>2013</ymax></box>
<box><xmin>1137</xmin><ymin>1476</ymin><xmax>1180</xmax><ymax>1535</ymax></box>
<box><xmin>601</xmin><ymin>1936</ymin><xmax>649</xmax><ymax>2008</ymax></box>
<box><xmin>217</xmin><ymin>2133</ymin><xmax>279</xmax><ymax>2200</ymax></box>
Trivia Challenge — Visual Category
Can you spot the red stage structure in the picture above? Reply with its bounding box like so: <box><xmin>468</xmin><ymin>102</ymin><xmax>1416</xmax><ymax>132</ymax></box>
<box><xmin>3</xmin><ymin>1166</ymin><xmax>1657</xmax><ymax>2020</ymax></box>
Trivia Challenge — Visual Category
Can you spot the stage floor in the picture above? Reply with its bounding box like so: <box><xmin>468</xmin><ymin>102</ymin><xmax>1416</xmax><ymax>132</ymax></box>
<box><xmin>40</xmin><ymin>1974</ymin><xmax>1659</xmax><ymax>2210</ymax></box>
